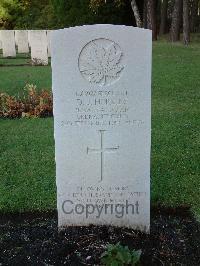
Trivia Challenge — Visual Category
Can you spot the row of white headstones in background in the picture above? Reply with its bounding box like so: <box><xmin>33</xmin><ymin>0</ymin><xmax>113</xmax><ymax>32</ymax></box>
<box><xmin>0</xmin><ymin>30</ymin><xmax>52</xmax><ymax>65</ymax></box>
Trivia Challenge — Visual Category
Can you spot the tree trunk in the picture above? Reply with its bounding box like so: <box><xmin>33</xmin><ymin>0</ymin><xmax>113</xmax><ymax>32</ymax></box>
<box><xmin>183</xmin><ymin>0</ymin><xmax>190</xmax><ymax>45</ymax></box>
<box><xmin>147</xmin><ymin>0</ymin><xmax>157</xmax><ymax>40</ymax></box>
<box><xmin>170</xmin><ymin>0</ymin><xmax>182</xmax><ymax>42</ymax></box>
<box><xmin>130</xmin><ymin>0</ymin><xmax>142</xmax><ymax>28</ymax></box>
<box><xmin>159</xmin><ymin>0</ymin><xmax>168</xmax><ymax>35</ymax></box>
<box><xmin>143</xmin><ymin>0</ymin><xmax>148</xmax><ymax>28</ymax></box>
<box><xmin>190</xmin><ymin>0</ymin><xmax>198</xmax><ymax>32</ymax></box>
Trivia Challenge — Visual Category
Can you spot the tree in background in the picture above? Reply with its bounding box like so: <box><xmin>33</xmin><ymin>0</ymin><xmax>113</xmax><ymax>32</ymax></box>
<box><xmin>143</xmin><ymin>0</ymin><xmax>148</xmax><ymax>28</ymax></box>
<box><xmin>183</xmin><ymin>0</ymin><xmax>190</xmax><ymax>45</ymax></box>
<box><xmin>0</xmin><ymin>0</ymin><xmax>53</xmax><ymax>29</ymax></box>
<box><xmin>0</xmin><ymin>0</ymin><xmax>22</xmax><ymax>28</ymax></box>
<box><xmin>159</xmin><ymin>0</ymin><xmax>168</xmax><ymax>35</ymax></box>
<box><xmin>90</xmin><ymin>0</ymin><xmax>158</xmax><ymax>39</ymax></box>
<box><xmin>1</xmin><ymin>0</ymin><xmax>200</xmax><ymax>45</ymax></box>
<box><xmin>51</xmin><ymin>0</ymin><xmax>69</xmax><ymax>27</ymax></box>
<box><xmin>90</xmin><ymin>0</ymin><xmax>200</xmax><ymax>44</ymax></box>
<box><xmin>146</xmin><ymin>0</ymin><xmax>157</xmax><ymax>40</ymax></box>
<box><xmin>169</xmin><ymin>0</ymin><xmax>200</xmax><ymax>45</ymax></box>
<box><xmin>170</xmin><ymin>0</ymin><xmax>182</xmax><ymax>42</ymax></box>
<box><xmin>190</xmin><ymin>0</ymin><xmax>199</xmax><ymax>33</ymax></box>
<box><xmin>130</xmin><ymin>0</ymin><xmax>142</xmax><ymax>27</ymax></box>
<box><xmin>90</xmin><ymin>0</ymin><xmax>142</xmax><ymax>27</ymax></box>
<box><xmin>0</xmin><ymin>0</ymin><xmax>128</xmax><ymax>29</ymax></box>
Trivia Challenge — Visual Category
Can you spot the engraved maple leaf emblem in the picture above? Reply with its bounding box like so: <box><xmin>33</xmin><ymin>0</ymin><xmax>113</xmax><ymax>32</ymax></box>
<box><xmin>80</xmin><ymin>42</ymin><xmax>124</xmax><ymax>86</ymax></box>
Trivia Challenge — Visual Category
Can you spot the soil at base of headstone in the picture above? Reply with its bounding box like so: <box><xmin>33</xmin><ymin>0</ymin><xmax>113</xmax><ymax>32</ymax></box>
<box><xmin>0</xmin><ymin>207</ymin><xmax>199</xmax><ymax>266</ymax></box>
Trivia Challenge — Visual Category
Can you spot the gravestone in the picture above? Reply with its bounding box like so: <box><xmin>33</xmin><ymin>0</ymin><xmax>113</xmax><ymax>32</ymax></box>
<box><xmin>15</xmin><ymin>30</ymin><xmax>29</xmax><ymax>53</ymax></box>
<box><xmin>1</xmin><ymin>30</ymin><xmax>16</xmax><ymax>57</ymax></box>
<box><xmin>47</xmin><ymin>30</ymin><xmax>52</xmax><ymax>57</ymax></box>
<box><xmin>29</xmin><ymin>30</ymin><xmax>48</xmax><ymax>65</ymax></box>
<box><xmin>52</xmin><ymin>25</ymin><xmax>152</xmax><ymax>232</ymax></box>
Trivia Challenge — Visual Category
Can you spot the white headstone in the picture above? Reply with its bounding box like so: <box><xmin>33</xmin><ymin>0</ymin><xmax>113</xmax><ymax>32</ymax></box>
<box><xmin>47</xmin><ymin>30</ymin><xmax>52</xmax><ymax>57</ymax></box>
<box><xmin>29</xmin><ymin>30</ymin><xmax>48</xmax><ymax>65</ymax></box>
<box><xmin>1</xmin><ymin>30</ymin><xmax>16</xmax><ymax>57</ymax></box>
<box><xmin>52</xmin><ymin>25</ymin><xmax>152</xmax><ymax>232</ymax></box>
<box><xmin>15</xmin><ymin>30</ymin><xmax>29</xmax><ymax>53</ymax></box>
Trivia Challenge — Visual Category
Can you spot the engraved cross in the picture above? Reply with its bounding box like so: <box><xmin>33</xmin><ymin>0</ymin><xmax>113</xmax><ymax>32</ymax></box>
<box><xmin>87</xmin><ymin>130</ymin><xmax>119</xmax><ymax>182</ymax></box>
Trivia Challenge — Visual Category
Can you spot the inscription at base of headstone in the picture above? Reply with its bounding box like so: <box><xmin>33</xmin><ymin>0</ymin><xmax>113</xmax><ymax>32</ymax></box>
<box><xmin>52</xmin><ymin>25</ymin><xmax>152</xmax><ymax>232</ymax></box>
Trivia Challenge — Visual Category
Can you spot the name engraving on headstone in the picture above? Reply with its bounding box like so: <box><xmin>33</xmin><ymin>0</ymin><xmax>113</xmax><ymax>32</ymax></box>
<box><xmin>59</xmin><ymin>89</ymin><xmax>144</xmax><ymax>127</ymax></box>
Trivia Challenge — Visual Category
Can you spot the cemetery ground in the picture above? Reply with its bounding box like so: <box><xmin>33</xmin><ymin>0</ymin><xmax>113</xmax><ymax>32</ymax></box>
<box><xmin>0</xmin><ymin>38</ymin><xmax>200</xmax><ymax>265</ymax></box>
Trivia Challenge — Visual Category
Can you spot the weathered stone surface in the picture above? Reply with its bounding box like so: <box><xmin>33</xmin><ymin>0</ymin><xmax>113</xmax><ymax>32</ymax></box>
<box><xmin>1</xmin><ymin>30</ymin><xmax>16</xmax><ymax>57</ymax></box>
<box><xmin>15</xmin><ymin>30</ymin><xmax>29</xmax><ymax>53</ymax></box>
<box><xmin>29</xmin><ymin>30</ymin><xmax>48</xmax><ymax>65</ymax></box>
<box><xmin>52</xmin><ymin>25</ymin><xmax>152</xmax><ymax>232</ymax></box>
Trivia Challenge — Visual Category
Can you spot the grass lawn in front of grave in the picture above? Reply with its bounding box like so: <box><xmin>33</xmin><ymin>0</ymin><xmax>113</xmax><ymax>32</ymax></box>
<box><xmin>0</xmin><ymin>64</ymin><xmax>51</xmax><ymax>95</ymax></box>
<box><xmin>0</xmin><ymin>52</ymin><xmax>51</xmax><ymax>66</ymax></box>
<box><xmin>0</xmin><ymin>53</ymin><xmax>30</xmax><ymax>66</ymax></box>
<box><xmin>0</xmin><ymin>39</ymin><xmax>199</xmax><ymax>218</ymax></box>
<box><xmin>151</xmin><ymin>40</ymin><xmax>200</xmax><ymax>218</ymax></box>
<box><xmin>0</xmin><ymin>118</ymin><xmax>56</xmax><ymax>212</ymax></box>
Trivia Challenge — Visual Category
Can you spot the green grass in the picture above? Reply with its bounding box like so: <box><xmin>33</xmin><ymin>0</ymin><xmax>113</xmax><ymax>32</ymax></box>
<box><xmin>0</xmin><ymin>53</ymin><xmax>51</xmax><ymax>67</ymax></box>
<box><xmin>151</xmin><ymin>40</ymin><xmax>200</xmax><ymax>217</ymax></box>
<box><xmin>0</xmin><ymin>39</ymin><xmax>200</xmax><ymax>217</ymax></box>
<box><xmin>0</xmin><ymin>118</ymin><xmax>56</xmax><ymax>212</ymax></box>
<box><xmin>0</xmin><ymin>65</ymin><xmax>51</xmax><ymax>95</ymax></box>
<box><xmin>0</xmin><ymin>52</ymin><xmax>51</xmax><ymax>95</ymax></box>
<box><xmin>0</xmin><ymin>53</ymin><xmax>30</xmax><ymax>66</ymax></box>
